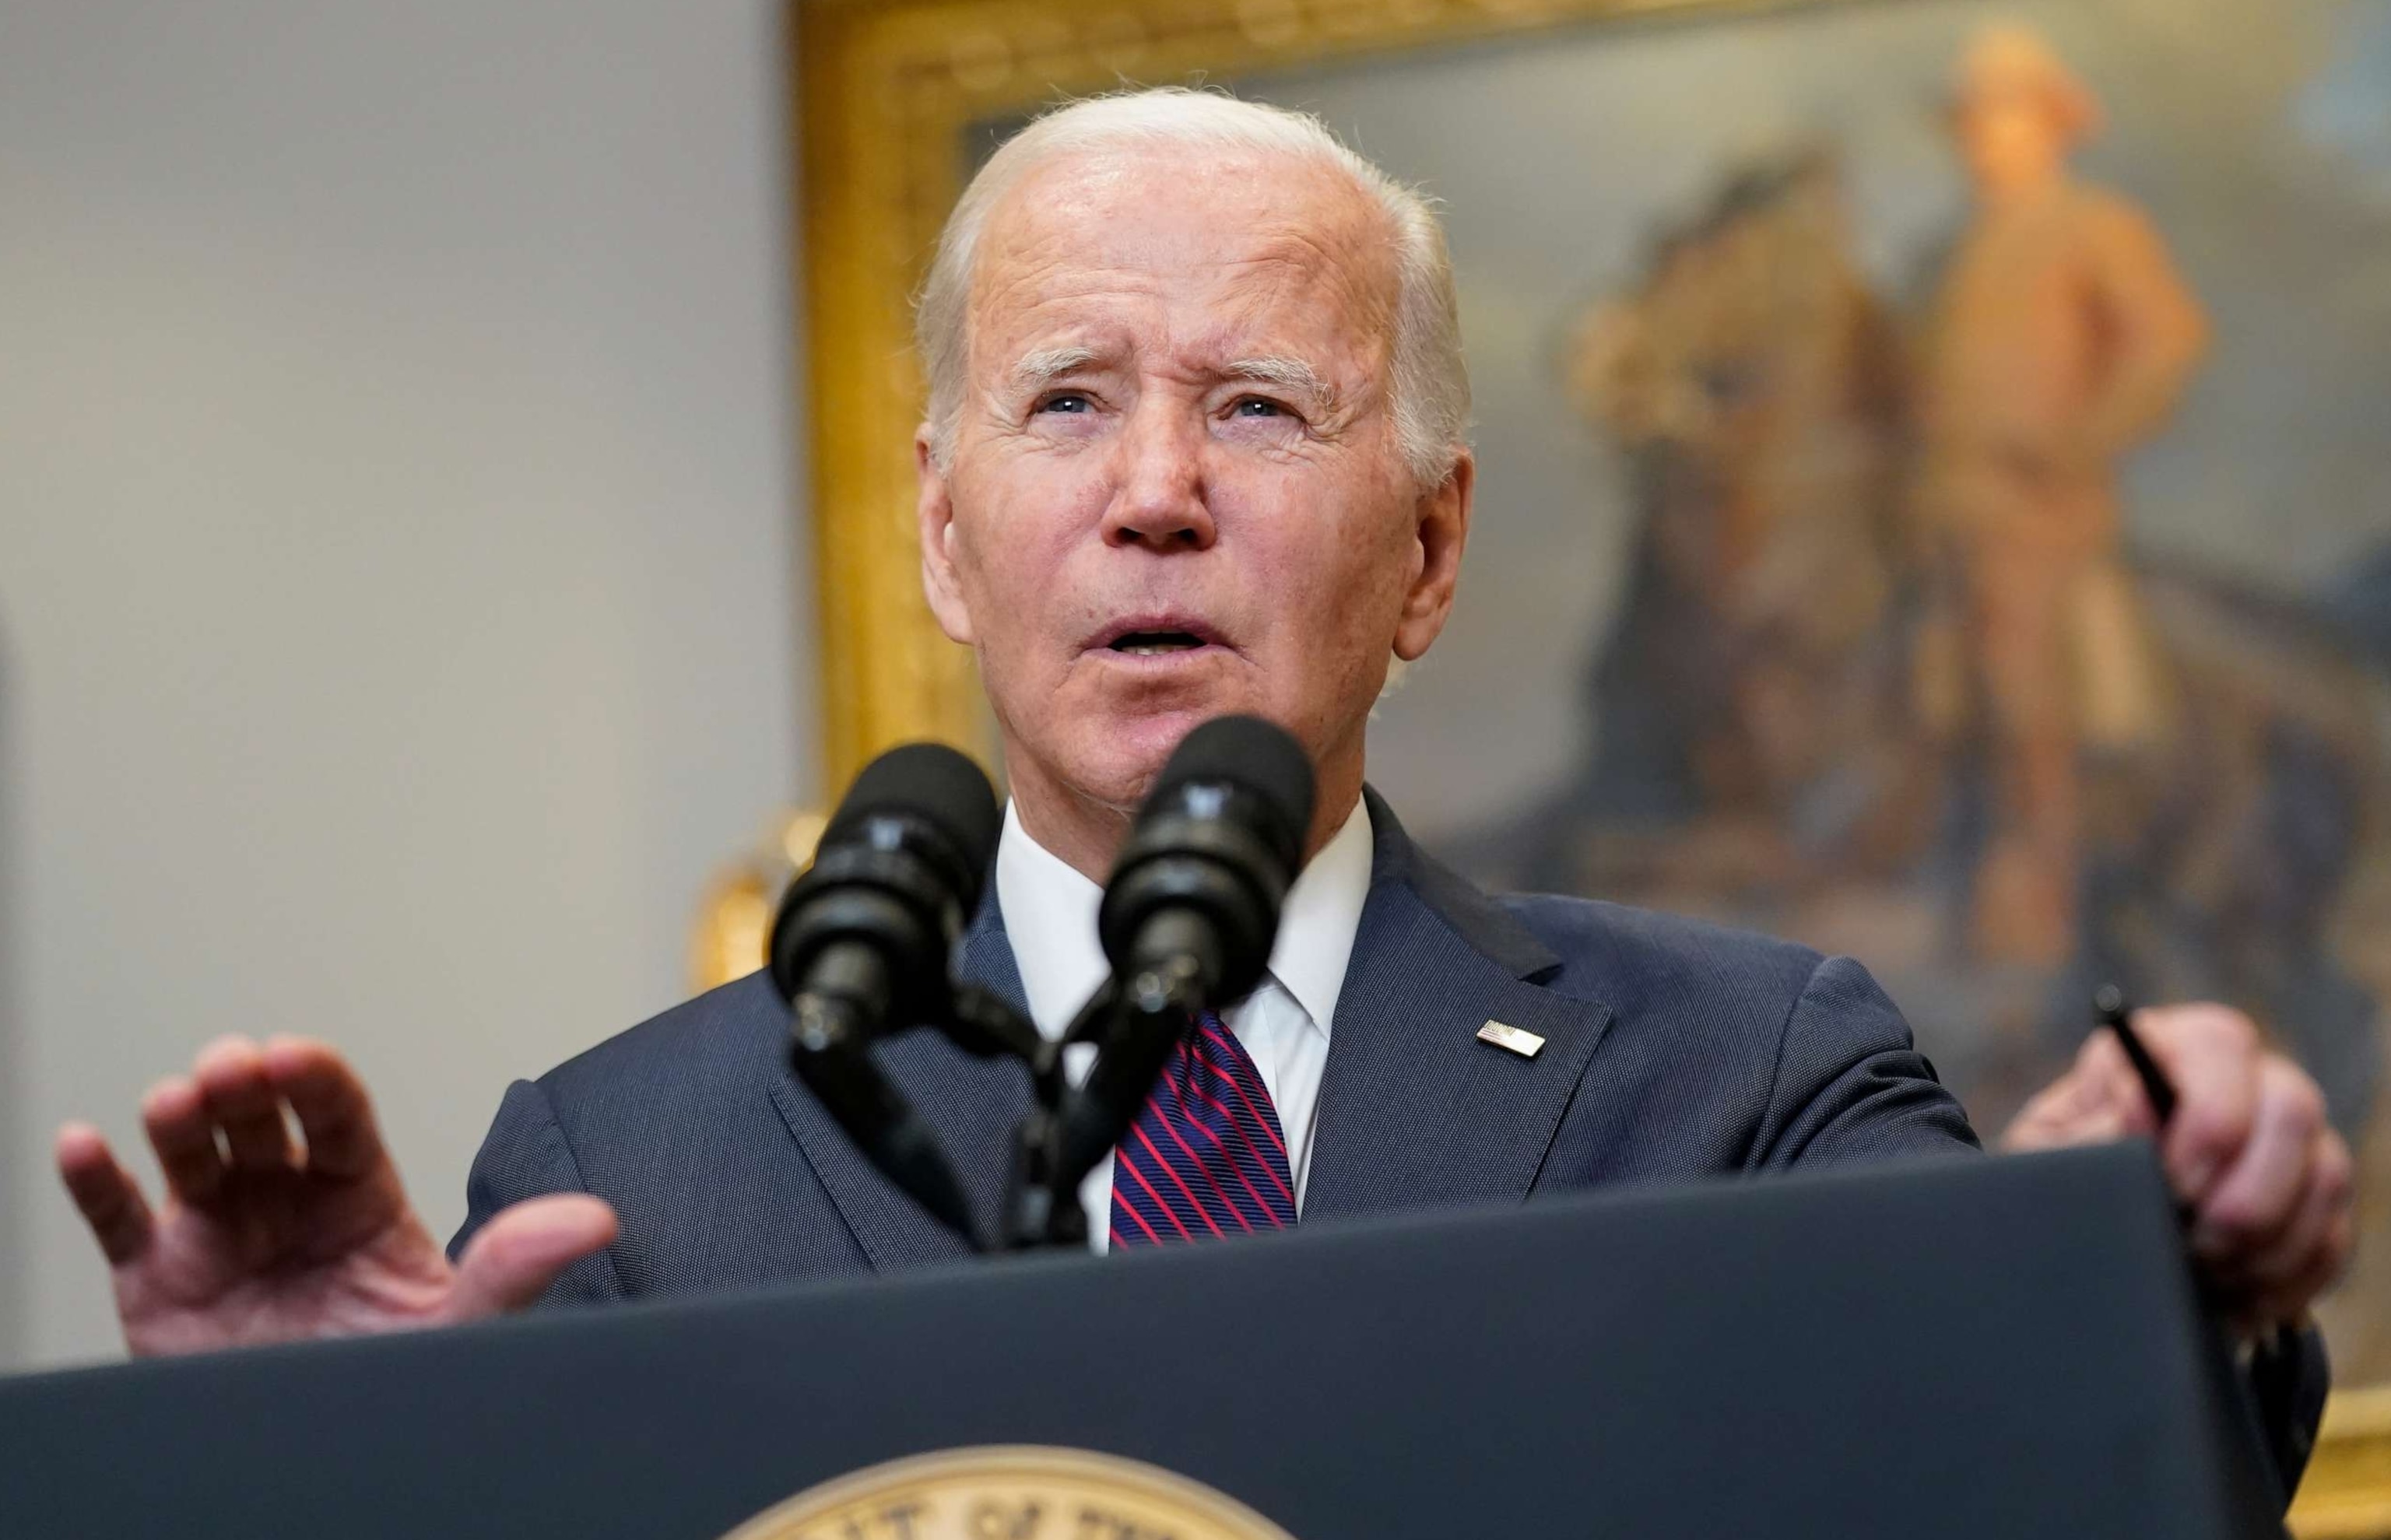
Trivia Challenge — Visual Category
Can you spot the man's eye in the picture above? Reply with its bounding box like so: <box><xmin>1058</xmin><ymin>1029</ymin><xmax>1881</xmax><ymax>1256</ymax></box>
<box><xmin>1037</xmin><ymin>393</ymin><xmax>1092</xmax><ymax>415</ymax></box>
<box><xmin>1231</xmin><ymin>397</ymin><xmax>1288</xmax><ymax>419</ymax></box>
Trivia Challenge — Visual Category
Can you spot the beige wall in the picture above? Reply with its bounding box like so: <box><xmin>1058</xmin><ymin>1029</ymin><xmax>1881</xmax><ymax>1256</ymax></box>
<box><xmin>0</xmin><ymin>2</ymin><xmax>813</xmax><ymax>1366</ymax></box>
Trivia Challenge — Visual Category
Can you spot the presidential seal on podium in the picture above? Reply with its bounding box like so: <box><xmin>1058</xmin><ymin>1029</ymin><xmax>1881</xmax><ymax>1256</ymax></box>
<box><xmin>719</xmin><ymin>1446</ymin><xmax>1300</xmax><ymax>1540</ymax></box>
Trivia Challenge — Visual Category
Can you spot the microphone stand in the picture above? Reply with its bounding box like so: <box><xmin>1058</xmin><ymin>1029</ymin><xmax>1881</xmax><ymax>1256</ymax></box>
<box><xmin>994</xmin><ymin>956</ymin><xmax>1205</xmax><ymax>1252</ymax></box>
<box><xmin>795</xmin><ymin>965</ymin><xmax>1202</xmax><ymax>1256</ymax></box>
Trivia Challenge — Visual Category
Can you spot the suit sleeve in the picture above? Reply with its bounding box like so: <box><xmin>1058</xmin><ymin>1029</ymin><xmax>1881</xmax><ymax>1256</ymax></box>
<box><xmin>446</xmin><ymin>1076</ymin><xmax>627</xmax><ymax>1307</ymax></box>
<box><xmin>1750</xmin><ymin>953</ymin><xmax>1981</xmax><ymax>1169</ymax></box>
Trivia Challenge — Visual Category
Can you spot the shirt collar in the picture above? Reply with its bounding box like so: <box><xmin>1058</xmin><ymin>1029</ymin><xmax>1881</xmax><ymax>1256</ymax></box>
<box><xmin>992</xmin><ymin>794</ymin><xmax>1374</xmax><ymax>1044</ymax></box>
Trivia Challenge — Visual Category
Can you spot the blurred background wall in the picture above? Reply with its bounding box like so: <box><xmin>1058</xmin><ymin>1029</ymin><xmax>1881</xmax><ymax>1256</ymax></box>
<box><xmin>0</xmin><ymin>1</ymin><xmax>813</xmax><ymax>1367</ymax></box>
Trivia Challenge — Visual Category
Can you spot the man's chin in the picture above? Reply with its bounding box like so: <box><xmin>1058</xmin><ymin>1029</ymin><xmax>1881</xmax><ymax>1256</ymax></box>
<box><xmin>1059</xmin><ymin>708</ymin><xmax>1234</xmax><ymax>807</ymax></box>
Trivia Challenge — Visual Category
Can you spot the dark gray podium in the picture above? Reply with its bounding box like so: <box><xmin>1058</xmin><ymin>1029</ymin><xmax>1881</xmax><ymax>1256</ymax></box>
<box><xmin>0</xmin><ymin>1144</ymin><xmax>2284</xmax><ymax>1538</ymax></box>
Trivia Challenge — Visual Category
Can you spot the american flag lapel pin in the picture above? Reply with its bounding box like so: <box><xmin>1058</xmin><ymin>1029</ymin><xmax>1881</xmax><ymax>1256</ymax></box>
<box><xmin>1476</xmin><ymin>1020</ymin><xmax>1546</xmax><ymax>1058</ymax></box>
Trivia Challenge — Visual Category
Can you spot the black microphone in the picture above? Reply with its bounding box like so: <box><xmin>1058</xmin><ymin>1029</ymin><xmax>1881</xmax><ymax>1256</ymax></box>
<box><xmin>767</xmin><ymin>742</ymin><xmax>1001</xmax><ymax>1243</ymax></box>
<box><xmin>1097</xmin><ymin>714</ymin><xmax>1317</xmax><ymax>1009</ymax></box>
<box><xmin>1052</xmin><ymin>716</ymin><xmax>1315</xmax><ymax>1187</ymax></box>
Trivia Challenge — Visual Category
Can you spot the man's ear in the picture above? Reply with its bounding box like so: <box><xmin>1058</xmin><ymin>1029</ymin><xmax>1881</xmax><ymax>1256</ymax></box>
<box><xmin>916</xmin><ymin>428</ymin><xmax>977</xmax><ymax>647</ymax></box>
<box><xmin>1392</xmin><ymin>450</ymin><xmax>1473</xmax><ymax>662</ymax></box>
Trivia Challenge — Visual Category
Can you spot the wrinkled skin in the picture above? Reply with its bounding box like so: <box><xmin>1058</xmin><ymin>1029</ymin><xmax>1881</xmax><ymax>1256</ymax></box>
<box><xmin>54</xmin><ymin>1035</ymin><xmax>613</xmax><ymax>1356</ymax></box>
<box><xmin>915</xmin><ymin>145</ymin><xmax>1469</xmax><ymax>878</ymax></box>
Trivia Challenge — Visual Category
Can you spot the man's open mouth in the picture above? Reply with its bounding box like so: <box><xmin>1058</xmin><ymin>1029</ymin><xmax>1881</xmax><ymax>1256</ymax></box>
<box><xmin>1107</xmin><ymin>630</ymin><xmax>1210</xmax><ymax>657</ymax></box>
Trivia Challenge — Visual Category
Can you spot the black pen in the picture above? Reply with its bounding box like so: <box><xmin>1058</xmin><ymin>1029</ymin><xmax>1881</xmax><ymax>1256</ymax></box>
<box><xmin>2094</xmin><ymin>984</ymin><xmax>2178</xmax><ymax>1128</ymax></box>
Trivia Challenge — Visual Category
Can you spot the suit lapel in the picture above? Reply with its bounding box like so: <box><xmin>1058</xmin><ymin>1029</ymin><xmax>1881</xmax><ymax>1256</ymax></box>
<box><xmin>766</xmin><ymin>889</ymin><xmax>1035</xmax><ymax>1272</ymax></box>
<box><xmin>1304</xmin><ymin>790</ymin><xmax>1616</xmax><ymax>1223</ymax></box>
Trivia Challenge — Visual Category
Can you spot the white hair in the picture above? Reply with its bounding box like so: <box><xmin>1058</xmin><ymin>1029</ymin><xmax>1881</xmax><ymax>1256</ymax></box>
<box><xmin>915</xmin><ymin>87</ymin><xmax>1471</xmax><ymax>489</ymax></box>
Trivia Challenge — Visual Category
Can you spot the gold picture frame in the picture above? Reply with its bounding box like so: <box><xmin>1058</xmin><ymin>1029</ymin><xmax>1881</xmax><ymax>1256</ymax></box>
<box><xmin>779</xmin><ymin>2</ymin><xmax>2388</xmax><ymax>1527</ymax></box>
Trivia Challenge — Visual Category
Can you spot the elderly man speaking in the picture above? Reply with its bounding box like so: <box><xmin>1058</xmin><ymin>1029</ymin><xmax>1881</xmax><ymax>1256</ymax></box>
<box><xmin>54</xmin><ymin>90</ymin><xmax>2351</xmax><ymax>1422</ymax></box>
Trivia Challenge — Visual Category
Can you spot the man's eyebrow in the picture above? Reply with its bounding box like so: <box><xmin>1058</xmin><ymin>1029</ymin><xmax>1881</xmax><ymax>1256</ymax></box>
<box><xmin>1003</xmin><ymin>345</ymin><xmax>1104</xmax><ymax>394</ymax></box>
<box><xmin>1222</xmin><ymin>355</ymin><xmax>1339</xmax><ymax>415</ymax></box>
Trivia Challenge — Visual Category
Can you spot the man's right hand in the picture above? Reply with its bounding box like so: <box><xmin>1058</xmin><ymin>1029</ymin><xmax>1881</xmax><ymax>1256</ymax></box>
<box><xmin>54</xmin><ymin>1036</ymin><xmax>616</xmax><ymax>1356</ymax></box>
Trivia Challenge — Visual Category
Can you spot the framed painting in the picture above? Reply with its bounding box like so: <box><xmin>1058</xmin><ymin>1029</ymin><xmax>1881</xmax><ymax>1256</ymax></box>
<box><xmin>778</xmin><ymin>0</ymin><xmax>2391</xmax><ymax>1527</ymax></box>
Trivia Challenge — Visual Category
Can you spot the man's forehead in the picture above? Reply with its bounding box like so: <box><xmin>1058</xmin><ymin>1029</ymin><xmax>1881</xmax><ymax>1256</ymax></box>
<box><xmin>993</xmin><ymin>324</ymin><xmax>1344</xmax><ymax>381</ymax></box>
<box><xmin>969</xmin><ymin>146</ymin><xmax>1396</xmax><ymax>336</ymax></box>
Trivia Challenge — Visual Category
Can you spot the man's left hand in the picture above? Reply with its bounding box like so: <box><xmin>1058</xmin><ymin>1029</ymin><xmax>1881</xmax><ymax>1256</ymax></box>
<box><xmin>2002</xmin><ymin>1004</ymin><xmax>2354</xmax><ymax>1331</ymax></box>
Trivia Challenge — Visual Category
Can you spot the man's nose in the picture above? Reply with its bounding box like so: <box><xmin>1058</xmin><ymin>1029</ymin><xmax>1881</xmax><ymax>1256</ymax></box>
<box><xmin>1101</xmin><ymin>402</ymin><xmax>1216</xmax><ymax>551</ymax></box>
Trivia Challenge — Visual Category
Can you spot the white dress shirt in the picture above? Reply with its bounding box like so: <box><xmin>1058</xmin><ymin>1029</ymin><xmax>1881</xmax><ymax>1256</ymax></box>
<box><xmin>992</xmin><ymin>795</ymin><xmax>1375</xmax><ymax>1252</ymax></box>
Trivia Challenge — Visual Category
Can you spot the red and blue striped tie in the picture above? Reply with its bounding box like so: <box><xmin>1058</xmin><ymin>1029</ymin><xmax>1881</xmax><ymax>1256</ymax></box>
<box><xmin>1109</xmin><ymin>1010</ymin><xmax>1297</xmax><ymax>1246</ymax></box>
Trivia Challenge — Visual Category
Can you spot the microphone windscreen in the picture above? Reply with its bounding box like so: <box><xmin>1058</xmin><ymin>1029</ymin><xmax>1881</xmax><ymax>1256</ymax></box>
<box><xmin>825</xmin><ymin>742</ymin><xmax>1002</xmax><ymax>898</ymax></box>
<box><xmin>1150</xmin><ymin>715</ymin><xmax>1316</xmax><ymax>871</ymax></box>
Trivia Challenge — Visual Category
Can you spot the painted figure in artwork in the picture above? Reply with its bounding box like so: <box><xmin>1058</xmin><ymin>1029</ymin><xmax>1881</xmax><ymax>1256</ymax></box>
<box><xmin>1450</xmin><ymin>15</ymin><xmax>2391</xmax><ymax>1376</ymax></box>
<box><xmin>1915</xmin><ymin>25</ymin><xmax>2210</xmax><ymax>967</ymax></box>
<box><xmin>1514</xmin><ymin>30</ymin><xmax>2383</xmax><ymax>1152</ymax></box>
<box><xmin>1557</xmin><ymin>154</ymin><xmax>1915</xmax><ymax>895</ymax></box>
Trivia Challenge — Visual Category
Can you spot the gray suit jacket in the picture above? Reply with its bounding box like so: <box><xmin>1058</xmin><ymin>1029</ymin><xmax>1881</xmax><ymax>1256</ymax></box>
<box><xmin>453</xmin><ymin>788</ymin><xmax>1978</xmax><ymax>1296</ymax></box>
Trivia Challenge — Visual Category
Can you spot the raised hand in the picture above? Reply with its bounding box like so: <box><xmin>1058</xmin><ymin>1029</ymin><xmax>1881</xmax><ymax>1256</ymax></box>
<box><xmin>2002</xmin><ymin>1003</ymin><xmax>2354</xmax><ymax>1331</ymax></box>
<box><xmin>55</xmin><ymin>1035</ymin><xmax>615</xmax><ymax>1356</ymax></box>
